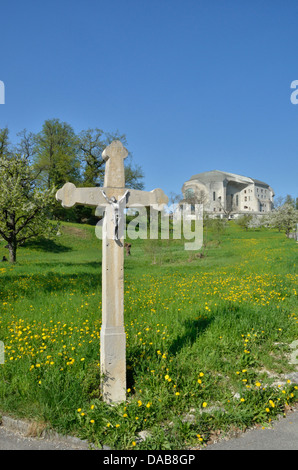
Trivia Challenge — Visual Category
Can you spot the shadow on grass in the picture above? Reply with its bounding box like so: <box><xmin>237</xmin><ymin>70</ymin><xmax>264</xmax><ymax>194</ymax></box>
<box><xmin>1</xmin><ymin>268</ymin><xmax>102</xmax><ymax>299</ymax></box>
<box><xmin>168</xmin><ymin>317</ymin><xmax>213</xmax><ymax>356</ymax></box>
<box><xmin>23</xmin><ymin>237</ymin><xmax>73</xmax><ymax>253</ymax></box>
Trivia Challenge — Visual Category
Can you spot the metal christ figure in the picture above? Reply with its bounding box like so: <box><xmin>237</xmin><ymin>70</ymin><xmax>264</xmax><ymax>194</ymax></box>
<box><xmin>101</xmin><ymin>190</ymin><xmax>129</xmax><ymax>241</ymax></box>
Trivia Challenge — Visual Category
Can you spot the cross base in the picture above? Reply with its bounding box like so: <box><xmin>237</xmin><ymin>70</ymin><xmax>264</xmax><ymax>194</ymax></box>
<box><xmin>100</xmin><ymin>326</ymin><xmax>126</xmax><ymax>403</ymax></box>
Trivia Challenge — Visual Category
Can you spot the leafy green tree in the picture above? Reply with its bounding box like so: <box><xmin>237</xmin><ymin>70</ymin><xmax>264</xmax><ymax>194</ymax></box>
<box><xmin>0</xmin><ymin>155</ymin><xmax>56</xmax><ymax>262</ymax></box>
<box><xmin>34</xmin><ymin>118</ymin><xmax>81</xmax><ymax>189</ymax></box>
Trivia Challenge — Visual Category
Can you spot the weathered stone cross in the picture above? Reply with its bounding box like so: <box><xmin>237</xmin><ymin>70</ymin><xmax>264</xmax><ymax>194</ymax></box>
<box><xmin>56</xmin><ymin>140</ymin><xmax>168</xmax><ymax>403</ymax></box>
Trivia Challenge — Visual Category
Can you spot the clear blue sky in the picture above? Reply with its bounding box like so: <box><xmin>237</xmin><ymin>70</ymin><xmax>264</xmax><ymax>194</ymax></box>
<box><xmin>0</xmin><ymin>0</ymin><xmax>297</xmax><ymax>199</ymax></box>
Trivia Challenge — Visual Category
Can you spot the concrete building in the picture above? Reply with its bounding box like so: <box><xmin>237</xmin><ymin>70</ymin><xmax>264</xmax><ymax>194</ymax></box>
<box><xmin>182</xmin><ymin>170</ymin><xmax>274</xmax><ymax>218</ymax></box>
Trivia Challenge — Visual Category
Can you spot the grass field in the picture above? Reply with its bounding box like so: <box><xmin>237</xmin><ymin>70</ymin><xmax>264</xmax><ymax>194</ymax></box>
<box><xmin>0</xmin><ymin>220</ymin><xmax>297</xmax><ymax>449</ymax></box>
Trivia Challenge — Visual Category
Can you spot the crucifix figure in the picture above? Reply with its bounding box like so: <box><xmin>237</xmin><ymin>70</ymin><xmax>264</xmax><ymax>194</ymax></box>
<box><xmin>56</xmin><ymin>140</ymin><xmax>168</xmax><ymax>403</ymax></box>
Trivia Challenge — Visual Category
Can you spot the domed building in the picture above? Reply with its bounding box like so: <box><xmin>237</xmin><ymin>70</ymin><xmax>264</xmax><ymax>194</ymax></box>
<box><xmin>182</xmin><ymin>170</ymin><xmax>274</xmax><ymax>218</ymax></box>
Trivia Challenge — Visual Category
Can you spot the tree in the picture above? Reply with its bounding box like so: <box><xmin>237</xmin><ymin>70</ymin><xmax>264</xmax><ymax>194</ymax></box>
<box><xmin>0</xmin><ymin>154</ymin><xmax>56</xmax><ymax>263</ymax></box>
<box><xmin>16</xmin><ymin>129</ymin><xmax>37</xmax><ymax>163</ymax></box>
<box><xmin>79</xmin><ymin>128</ymin><xmax>144</xmax><ymax>189</ymax></box>
<box><xmin>124</xmin><ymin>160</ymin><xmax>144</xmax><ymax>190</ymax></box>
<box><xmin>79</xmin><ymin>128</ymin><xmax>106</xmax><ymax>187</ymax></box>
<box><xmin>34</xmin><ymin>118</ymin><xmax>81</xmax><ymax>189</ymax></box>
<box><xmin>0</xmin><ymin>127</ymin><xmax>11</xmax><ymax>158</ymax></box>
<box><xmin>266</xmin><ymin>203</ymin><xmax>298</xmax><ymax>237</ymax></box>
<box><xmin>235</xmin><ymin>214</ymin><xmax>253</xmax><ymax>230</ymax></box>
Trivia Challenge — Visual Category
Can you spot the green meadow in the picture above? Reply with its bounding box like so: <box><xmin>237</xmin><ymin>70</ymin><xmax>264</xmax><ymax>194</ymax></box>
<box><xmin>0</xmin><ymin>221</ymin><xmax>297</xmax><ymax>449</ymax></box>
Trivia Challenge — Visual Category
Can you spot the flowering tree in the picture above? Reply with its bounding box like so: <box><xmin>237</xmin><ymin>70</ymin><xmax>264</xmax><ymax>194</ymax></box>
<box><xmin>266</xmin><ymin>203</ymin><xmax>298</xmax><ymax>237</ymax></box>
<box><xmin>0</xmin><ymin>155</ymin><xmax>57</xmax><ymax>262</ymax></box>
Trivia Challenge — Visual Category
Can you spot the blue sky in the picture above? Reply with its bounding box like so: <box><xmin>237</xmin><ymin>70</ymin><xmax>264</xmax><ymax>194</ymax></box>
<box><xmin>0</xmin><ymin>0</ymin><xmax>297</xmax><ymax>199</ymax></box>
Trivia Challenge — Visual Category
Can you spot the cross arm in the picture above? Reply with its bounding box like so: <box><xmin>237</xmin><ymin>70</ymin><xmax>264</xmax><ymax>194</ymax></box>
<box><xmin>126</xmin><ymin>188</ymin><xmax>168</xmax><ymax>207</ymax></box>
<box><xmin>56</xmin><ymin>183</ymin><xmax>169</xmax><ymax>209</ymax></box>
<box><xmin>56</xmin><ymin>183</ymin><xmax>106</xmax><ymax>208</ymax></box>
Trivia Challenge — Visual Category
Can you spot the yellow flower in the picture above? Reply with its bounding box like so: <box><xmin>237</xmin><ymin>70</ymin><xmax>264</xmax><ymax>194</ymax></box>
<box><xmin>123</xmin><ymin>413</ymin><xmax>128</xmax><ymax>417</ymax></box>
<box><xmin>132</xmin><ymin>441</ymin><xmax>136</xmax><ymax>447</ymax></box>
<box><xmin>255</xmin><ymin>382</ymin><xmax>261</xmax><ymax>387</ymax></box>
<box><xmin>175</xmin><ymin>392</ymin><xmax>180</xmax><ymax>396</ymax></box>
<box><xmin>90</xmin><ymin>420</ymin><xmax>95</xmax><ymax>424</ymax></box>
<box><xmin>269</xmin><ymin>400</ymin><xmax>275</xmax><ymax>408</ymax></box>
<box><xmin>202</xmin><ymin>402</ymin><xmax>208</xmax><ymax>408</ymax></box>
<box><xmin>115</xmin><ymin>424</ymin><xmax>120</xmax><ymax>428</ymax></box>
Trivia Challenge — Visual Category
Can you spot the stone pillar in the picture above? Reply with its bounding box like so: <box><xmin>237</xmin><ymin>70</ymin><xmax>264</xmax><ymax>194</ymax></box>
<box><xmin>100</xmin><ymin>204</ymin><xmax>126</xmax><ymax>403</ymax></box>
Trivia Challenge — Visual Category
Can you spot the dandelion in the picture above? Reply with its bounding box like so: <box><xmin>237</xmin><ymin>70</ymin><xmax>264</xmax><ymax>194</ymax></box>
<box><xmin>202</xmin><ymin>402</ymin><xmax>208</xmax><ymax>408</ymax></box>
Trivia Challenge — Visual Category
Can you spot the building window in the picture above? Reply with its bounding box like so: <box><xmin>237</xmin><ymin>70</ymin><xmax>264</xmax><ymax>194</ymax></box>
<box><xmin>213</xmin><ymin>191</ymin><xmax>216</xmax><ymax>201</ymax></box>
<box><xmin>236</xmin><ymin>195</ymin><xmax>239</xmax><ymax>206</ymax></box>
<box><xmin>185</xmin><ymin>188</ymin><xmax>194</xmax><ymax>199</ymax></box>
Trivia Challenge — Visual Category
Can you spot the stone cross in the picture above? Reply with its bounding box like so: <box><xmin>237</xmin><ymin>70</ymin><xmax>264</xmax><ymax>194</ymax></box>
<box><xmin>56</xmin><ymin>141</ymin><xmax>168</xmax><ymax>403</ymax></box>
